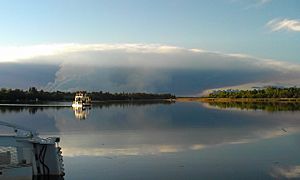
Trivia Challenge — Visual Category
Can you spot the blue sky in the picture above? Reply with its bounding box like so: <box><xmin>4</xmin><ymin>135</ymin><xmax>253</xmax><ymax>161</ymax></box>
<box><xmin>0</xmin><ymin>0</ymin><xmax>299</xmax><ymax>62</ymax></box>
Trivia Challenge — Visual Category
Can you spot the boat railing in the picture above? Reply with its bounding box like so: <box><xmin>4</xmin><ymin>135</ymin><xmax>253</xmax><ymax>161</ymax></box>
<box><xmin>0</xmin><ymin>121</ymin><xmax>37</xmax><ymax>138</ymax></box>
<box><xmin>0</xmin><ymin>121</ymin><xmax>65</xmax><ymax>177</ymax></box>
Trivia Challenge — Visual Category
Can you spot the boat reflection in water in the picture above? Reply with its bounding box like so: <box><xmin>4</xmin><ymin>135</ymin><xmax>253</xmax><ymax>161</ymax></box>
<box><xmin>73</xmin><ymin>106</ymin><xmax>91</xmax><ymax>120</ymax></box>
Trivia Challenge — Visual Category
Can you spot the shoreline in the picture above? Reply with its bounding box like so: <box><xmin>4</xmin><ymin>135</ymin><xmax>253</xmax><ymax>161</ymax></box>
<box><xmin>2</xmin><ymin>97</ymin><xmax>300</xmax><ymax>106</ymax></box>
<box><xmin>92</xmin><ymin>99</ymin><xmax>175</xmax><ymax>103</ymax></box>
<box><xmin>176</xmin><ymin>97</ymin><xmax>300</xmax><ymax>103</ymax></box>
<box><xmin>0</xmin><ymin>99</ymin><xmax>175</xmax><ymax>107</ymax></box>
<box><xmin>0</xmin><ymin>104</ymin><xmax>71</xmax><ymax>107</ymax></box>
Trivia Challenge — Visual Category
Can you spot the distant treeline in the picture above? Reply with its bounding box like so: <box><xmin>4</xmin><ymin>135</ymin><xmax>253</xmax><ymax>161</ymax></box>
<box><xmin>208</xmin><ymin>87</ymin><xmax>300</xmax><ymax>98</ymax></box>
<box><xmin>0</xmin><ymin>87</ymin><xmax>176</xmax><ymax>102</ymax></box>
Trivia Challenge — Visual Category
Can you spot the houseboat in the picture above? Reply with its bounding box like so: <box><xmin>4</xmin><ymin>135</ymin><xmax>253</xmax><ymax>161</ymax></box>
<box><xmin>72</xmin><ymin>91</ymin><xmax>92</xmax><ymax>108</ymax></box>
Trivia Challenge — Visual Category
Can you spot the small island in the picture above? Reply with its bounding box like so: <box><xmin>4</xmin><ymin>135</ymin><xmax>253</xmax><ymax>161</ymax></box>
<box><xmin>177</xmin><ymin>87</ymin><xmax>300</xmax><ymax>102</ymax></box>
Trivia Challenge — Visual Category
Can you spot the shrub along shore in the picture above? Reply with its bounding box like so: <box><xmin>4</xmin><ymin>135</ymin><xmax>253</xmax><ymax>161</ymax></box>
<box><xmin>208</xmin><ymin>87</ymin><xmax>300</xmax><ymax>99</ymax></box>
<box><xmin>0</xmin><ymin>87</ymin><xmax>176</xmax><ymax>102</ymax></box>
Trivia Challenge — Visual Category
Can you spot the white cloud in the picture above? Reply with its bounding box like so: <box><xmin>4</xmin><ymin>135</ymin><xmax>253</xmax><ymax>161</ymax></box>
<box><xmin>267</xmin><ymin>18</ymin><xmax>300</xmax><ymax>32</ymax></box>
<box><xmin>0</xmin><ymin>43</ymin><xmax>190</xmax><ymax>63</ymax></box>
<box><xmin>0</xmin><ymin>43</ymin><xmax>298</xmax><ymax>71</ymax></box>
<box><xmin>0</xmin><ymin>43</ymin><xmax>300</xmax><ymax>94</ymax></box>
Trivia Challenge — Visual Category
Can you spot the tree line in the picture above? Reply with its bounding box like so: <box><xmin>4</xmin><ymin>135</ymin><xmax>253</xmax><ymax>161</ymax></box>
<box><xmin>208</xmin><ymin>87</ymin><xmax>300</xmax><ymax>98</ymax></box>
<box><xmin>0</xmin><ymin>87</ymin><xmax>176</xmax><ymax>102</ymax></box>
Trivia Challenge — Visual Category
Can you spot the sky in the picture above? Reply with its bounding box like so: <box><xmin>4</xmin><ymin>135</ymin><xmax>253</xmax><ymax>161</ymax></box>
<box><xmin>1</xmin><ymin>0</ymin><xmax>300</xmax><ymax>61</ymax></box>
<box><xmin>0</xmin><ymin>0</ymin><xmax>299</xmax><ymax>95</ymax></box>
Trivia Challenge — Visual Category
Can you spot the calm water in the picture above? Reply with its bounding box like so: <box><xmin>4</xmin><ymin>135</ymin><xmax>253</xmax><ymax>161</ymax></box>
<box><xmin>1</xmin><ymin>101</ymin><xmax>300</xmax><ymax>179</ymax></box>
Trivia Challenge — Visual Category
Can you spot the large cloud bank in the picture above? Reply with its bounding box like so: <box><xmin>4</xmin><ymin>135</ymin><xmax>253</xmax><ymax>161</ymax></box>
<box><xmin>0</xmin><ymin>43</ymin><xmax>299</xmax><ymax>95</ymax></box>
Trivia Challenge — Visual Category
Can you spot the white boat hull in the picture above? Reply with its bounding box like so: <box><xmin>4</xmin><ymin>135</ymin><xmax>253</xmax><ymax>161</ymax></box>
<box><xmin>72</xmin><ymin>103</ymin><xmax>83</xmax><ymax>108</ymax></box>
<box><xmin>72</xmin><ymin>102</ymin><xmax>91</xmax><ymax>108</ymax></box>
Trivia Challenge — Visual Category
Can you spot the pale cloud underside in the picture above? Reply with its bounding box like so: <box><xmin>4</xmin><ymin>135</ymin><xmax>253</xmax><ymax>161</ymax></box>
<box><xmin>0</xmin><ymin>43</ymin><xmax>299</xmax><ymax>93</ymax></box>
<box><xmin>267</xmin><ymin>18</ymin><xmax>300</xmax><ymax>32</ymax></box>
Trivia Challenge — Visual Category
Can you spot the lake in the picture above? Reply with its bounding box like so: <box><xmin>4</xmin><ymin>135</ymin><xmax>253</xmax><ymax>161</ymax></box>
<box><xmin>1</xmin><ymin>101</ymin><xmax>300</xmax><ymax>179</ymax></box>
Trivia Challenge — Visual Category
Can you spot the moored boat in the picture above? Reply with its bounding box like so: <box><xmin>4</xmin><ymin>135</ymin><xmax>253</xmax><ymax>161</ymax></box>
<box><xmin>72</xmin><ymin>91</ymin><xmax>92</xmax><ymax>108</ymax></box>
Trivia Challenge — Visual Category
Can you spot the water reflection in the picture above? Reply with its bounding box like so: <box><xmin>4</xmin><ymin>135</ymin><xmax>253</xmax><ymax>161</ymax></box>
<box><xmin>0</xmin><ymin>106</ymin><xmax>66</xmax><ymax>114</ymax></box>
<box><xmin>73</xmin><ymin>107</ymin><xmax>90</xmax><ymax>120</ymax></box>
<box><xmin>1</xmin><ymin>102</ymin><xmax>300</xmax><ymax>179</ymax></box>
<box><xmin>271</xmin><ymin>165</ymin><xmax>300</xmax><ymax>179</ymax></box>
<box><xmin>204</xmin><ymin>101</ymin><xmax>300</xmax><ymax>112</ymax></box>
<box><xmin>72</xmin><ymin>100</ymin><xmax>175</xmax><ymax>120</ymax></box>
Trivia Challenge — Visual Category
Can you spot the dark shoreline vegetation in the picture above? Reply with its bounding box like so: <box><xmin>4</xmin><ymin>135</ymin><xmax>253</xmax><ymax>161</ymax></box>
<box><xmin>0</xmin><ymin>87</ymin><xmax>176</xmax><ymax>102</ymax></box>
<box><xmin>208</xmin><ymin>87</ymin><xmax>300</xmax><ymax>98</ymax></box>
